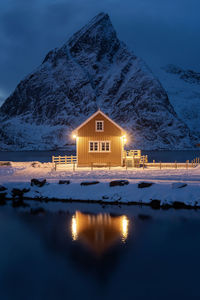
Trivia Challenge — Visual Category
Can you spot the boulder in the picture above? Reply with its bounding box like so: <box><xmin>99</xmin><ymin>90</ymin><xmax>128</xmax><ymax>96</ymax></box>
<box><xmin>172</xmin><ymin>201</ymin><xmax>190</xmax><ymax>209</ymax></box>
<box><xmin>80</xmin><ymin>181</ymin><xmax>99</xmax><ymax>186</ymax></box>
<box><xmin>0</xmin><ymin>194</ymin><xmax>7</xmax><ymax>205</ymax></box>
<box><xmin>31</xmin><ymin>178</ymin><xmax>46</xmax><ymax>187</ymax></box>
<box><xmin>59</xmin><ymin>180</ymin><xmax>70</xmax><ymax>185</ymax></box>
<box><xmin>109</xmin><ymin>180</ymin><xmax>129</xmax><ymax>187</ymax></box>
<box><xmin>0</xmin><ymin>185</ymin><xmax>7</xmax><ymax>192</ymax></box>
<box><xmin>12</xmin><ymin>188</ymin><xmax>30</xmax><ymax>198</ymax></box>
<box><xmin>138</xmin><ymin>182</ymin><xmax>154</xmax><ymax>188</ymax></box>
<box><xmin>150</xmin><ymin>199</ymin><xmax>161</xmax><ymax>209</ymax></box>
<box><xmin>172</xmin><ymin>182</ymin><xmax>187</xmax><ymax>189</ymax></box>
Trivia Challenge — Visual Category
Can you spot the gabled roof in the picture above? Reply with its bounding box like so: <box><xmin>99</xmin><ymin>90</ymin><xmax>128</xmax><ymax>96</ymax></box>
<box><xmin>73</xmin><ymin>109</ymin><xmax>125</xmax><ymax>133</ymax></box>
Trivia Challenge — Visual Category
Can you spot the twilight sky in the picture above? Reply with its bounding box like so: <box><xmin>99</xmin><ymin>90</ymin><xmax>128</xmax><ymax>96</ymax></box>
<box><xmin>0</xmin><ymin>0</ymin><xmax>200</xmax><ymax>106</ymax></box>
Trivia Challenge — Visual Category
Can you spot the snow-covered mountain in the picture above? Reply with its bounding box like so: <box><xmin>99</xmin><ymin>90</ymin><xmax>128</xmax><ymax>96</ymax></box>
<box><xmin>0</xmin><ymin>13</ymin><xmax>196</xmax><ymax>150</ymax></box>
<box><xmin>155</xmin><ymin>65</ymin><xmax>200</xmax><ymax>137</ymax></box>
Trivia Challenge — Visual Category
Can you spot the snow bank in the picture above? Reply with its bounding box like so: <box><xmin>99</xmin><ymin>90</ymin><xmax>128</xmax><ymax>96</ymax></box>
<box><xmin>0</xmin><ymin>162</ymin><xmax>200</xmax><ymax>208</ymax></box>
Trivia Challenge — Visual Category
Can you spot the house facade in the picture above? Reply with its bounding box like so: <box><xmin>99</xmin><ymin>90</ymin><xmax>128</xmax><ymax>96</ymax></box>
<box><xmin>72</xmin><ymin>110</ymin><xmax>126</xmax><ymax>167</ymax></box>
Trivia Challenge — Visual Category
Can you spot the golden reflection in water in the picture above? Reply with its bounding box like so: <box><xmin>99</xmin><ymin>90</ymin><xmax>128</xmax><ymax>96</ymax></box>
<box><xmin>71</xmin><ymin>211</ymin><xmax>130</xmax><ymax>254</ymax></box>
<box><xmin>121</xmin><ymin>215</ymin><xmax>129</xmax><ymax>243</ymax></box>
<box><xmin>71</xmin><ymin>215</ymin><xmax>78</xmax><ymax>241</ymax></box>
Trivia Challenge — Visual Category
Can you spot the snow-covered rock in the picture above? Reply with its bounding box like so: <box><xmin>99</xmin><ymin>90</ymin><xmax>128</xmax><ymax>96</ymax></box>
<box><xmin>0</xmin><ymin>13</ymin><xmax>196</xmax><ymax>150</ymax></box>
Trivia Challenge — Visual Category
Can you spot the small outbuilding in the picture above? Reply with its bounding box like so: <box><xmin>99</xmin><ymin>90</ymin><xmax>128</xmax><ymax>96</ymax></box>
<box><xmin>72</xmin><ymin>109</ymin><xmax>127</xmax><ymax>167</ymax></box>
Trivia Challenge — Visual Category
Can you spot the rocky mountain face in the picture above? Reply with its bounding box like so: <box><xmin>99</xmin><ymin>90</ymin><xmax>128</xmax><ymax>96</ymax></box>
<box><xmin>155</xmin><ymin>65</ymin><xmax>200</xmax><ymax>138</ymax></box>
<box><xmin>0</xmin><ymin>13</ymin><xmax>196</xmax><ymax>150</ymax></box>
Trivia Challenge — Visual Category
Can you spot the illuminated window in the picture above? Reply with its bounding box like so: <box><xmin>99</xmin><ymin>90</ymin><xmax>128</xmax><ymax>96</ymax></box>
<box><xmin>100</xmin><ymin>141</ymin><xmax>110</xmax><ymax>152</ymax></box>
<box><xmin>89</xmin><ymin>141</ymin><xmax>111</xmax><ymax>152</ymax></box>
<box><xmin>96</xmin><ymin>121</ymin><xmax>104</xmax><ymax>132</ymax></box>
<box><xmin>89</xmin><ymin>141</ymin><xmax>99</xmax><ymax>152</ymax></box>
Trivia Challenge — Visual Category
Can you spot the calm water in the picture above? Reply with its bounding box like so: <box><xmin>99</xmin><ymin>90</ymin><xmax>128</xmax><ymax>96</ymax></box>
<box><xmin>0</xmin><ymin>150</ymin><xmax>200</xmax><ymax>162</ymax></box>
<box><xmin>0</xmin><ymin>204</ymin><xmax>200</xmax><ymax>300</ymax></box>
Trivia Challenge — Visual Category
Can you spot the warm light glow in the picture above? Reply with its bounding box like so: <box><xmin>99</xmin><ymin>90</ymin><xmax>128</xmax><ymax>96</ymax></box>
<box><xmin>72</xmin><ymin>134</ymin><xmax>77</xmax><ymax>139</ymax></box>
<box><xmin>121</xmin><ymin>134</ymin><xmax>127</xmax><ymax>144</ymax></box>
<box><xmin>121</xmin><ymin>215</ymin><xmax>129</xmax><ymax>243</ymax></box>
<box><xmin>71</xmin><ymin>215</ymin><xmax>78</xmax><ymax>240</ymax></box>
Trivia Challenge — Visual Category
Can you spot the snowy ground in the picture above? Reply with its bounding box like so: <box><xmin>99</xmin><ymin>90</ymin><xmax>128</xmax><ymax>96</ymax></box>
<box><xmin>0</xmin><ymin>162</ymin><xmax>200</xmax><ymax>207</ymax></box>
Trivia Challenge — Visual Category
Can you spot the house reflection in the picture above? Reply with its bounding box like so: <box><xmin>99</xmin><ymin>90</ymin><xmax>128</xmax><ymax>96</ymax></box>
<box><xmin>71</xmin><ymin>211</ymin><xmax>130</xmax><ymax>255</ymax></box>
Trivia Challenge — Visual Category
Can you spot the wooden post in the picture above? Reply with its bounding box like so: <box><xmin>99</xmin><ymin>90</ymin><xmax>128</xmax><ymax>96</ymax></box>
<box><xmin>73</xmin><ymin>162</ymin><xmax>75</xmax><ymax>171</ymax></box>
<box><xmin>143</xmin><ymin>161</ymin><xmax>145</xmax><ymax>169</ymax></box>
<box><xmin>175</xmin><ymin>161</ymin><xmax>177</xmax><ymax>169</ymax></box>
<box><xmin>58</xmin><ymin>155</ymin><xmax>60</xmax><ymax>164</ymax></box>
<box><xmin>160</xmin><ymin>162</ymin><xmax>161</xmax><ymax>170</ymax></box>
<box><xmin>192</xmin><ymin>160</ymin><xmax>193</xmax><ymax>168</ymax></box>
<box><xmin>153</xmin><ymin>160</ymin><xmax>155</xmax><ymax>167</ymax></box>
<box><xmin>186</xmin><ymin>160</ymin><xmax>188</xmax><ymax>169</ymax></box>
<box><xmin>52</xmin><ymin>156</ymin><xmax>54</xmax><ymax>163</ymax></box>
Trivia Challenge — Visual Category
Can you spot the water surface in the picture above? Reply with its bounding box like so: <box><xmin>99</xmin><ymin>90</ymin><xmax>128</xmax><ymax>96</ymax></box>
<box><xmin>0</xmin><ymin>150</ymin><xmax>199</xmax><ymax>162</ymax></box>
<box><xmin>0</xmin><ymin>204</ymin><xmax>200</xmax><ymax>300</ymax></box>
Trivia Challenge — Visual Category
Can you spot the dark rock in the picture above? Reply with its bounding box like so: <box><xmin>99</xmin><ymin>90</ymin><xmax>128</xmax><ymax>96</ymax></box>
<box><xmin>138</xmin><ymin>182</ymin><xmax>154</xmax><ymax>188</ymax></box>
<box><xmin>0</xmin><ymin>185</ymin><xmax>7</xmax><ymax>192</ymax></box>
<box><xmin>31</xmin><ymin>178</ymin><xmax>46</xmax><ymax>187</ymax></box>
<box><xmin>138</xmin><ymin>214</ymin><xmax>152</xmax><ymax>220</ymax></box>
<box><xmin>80</xmin><ymin>181</ymin><xmax>99</xmax><ymax>186</ymax></box>
<box><xmin>172</xmin><ymin>182</ymin><xmax>187</xmax><ymax>189</ymax></box>
<box><xmin>161</xmin><ymin>203</ymin><xmax>171</xmax><ymax>210</ymax></box>
<box><xmin>102</xmin><ymin>195</ymin><xmax>109</xmax><ymax>199</ymax></box>
<box><xmin>12</xmin><ymin>188</ymin><xmax>30</xmax><ymax>198</ymax></box>
<box><xmin>0</xmin><ymin>161</ymin><xmax>11</xmax><ymax>166</ymax></box>
<box><xmin>0</xmin><ymin>192</ymin><xmax>7</xmax><ymax>200</ymax></box>
<box><xmin>30</xmin><ymin>207</ymin><xmax>45</xmax><ymax>215</ymax></box>
<box><xmin>31</xmin><ymin>162</ymin><xmax>41</xmax><ymax>168</ymax></box>
<box><xmin>150</xmin><ymin>199</ymin><xmax>161</xmax><ymax>209</ymax></box>
<box><xmin>0</xmin><ymin>194</ymin><xmax>7</xmax><ymax>205</ymax></box>
<box><xmin>59</xmin><ymin>180</ymin><xmax>70</xmax><ymax>185</ymax></box>
<box><xmin>172</xmin><ymin>201</ymin><xmax>190</xmax><ymax>209</ymax></box>
<box><xmin>109</xmin><ymin>180</ymin><xmax>129</xmax><ymax>187</ymax></box>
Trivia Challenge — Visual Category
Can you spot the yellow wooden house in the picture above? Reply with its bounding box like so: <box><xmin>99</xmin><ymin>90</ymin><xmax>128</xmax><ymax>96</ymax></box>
<box><xmin>72</xmin><ymin>109</ymin><xmax>127</xmax><ymax>167</ymax></box>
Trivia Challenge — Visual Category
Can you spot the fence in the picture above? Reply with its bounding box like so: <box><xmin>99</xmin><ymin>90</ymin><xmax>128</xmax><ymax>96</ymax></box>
<box><xmin>52</xmin><ymin>155</ymin><xmax>77</xmax><ymax>164</ymax></box>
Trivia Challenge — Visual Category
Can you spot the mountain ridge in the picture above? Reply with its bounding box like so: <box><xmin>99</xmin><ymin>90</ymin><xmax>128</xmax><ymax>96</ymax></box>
<box><xmin>0</xmin><ymin>12</ymin><xmax>196</xmax><ymax>150</ymax></box>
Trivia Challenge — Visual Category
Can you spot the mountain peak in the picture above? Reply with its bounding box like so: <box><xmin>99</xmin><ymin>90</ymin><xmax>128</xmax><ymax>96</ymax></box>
<box><xmin>67</xmin><ymin>12</ymin><xmax>117</xmax><ymax>51</ymax></box>
<box><xmin>0</xmin><ymin>13</ymin><xmax>195</xmax><ymax>150</ymax></box>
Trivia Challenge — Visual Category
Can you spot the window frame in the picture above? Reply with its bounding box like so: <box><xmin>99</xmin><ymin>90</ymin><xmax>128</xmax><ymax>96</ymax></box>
<box><xmin>100</xmin><ymin>141</ymin><xmax>111</xmax><ymax>152</ymax></box>
<box><xmin>89</xmin><ymin>141</ymin><xmax>99</xmax><ymax>152</ymax></box>
<box><xmin>95</xmin><ymin>120</ymin><xmax>104</xmax><ymax>132</ymax></box>
<box><xmin>88</xmin><ymin>141</ymin><xmax>111</xmax><ymax>153</ymax></box>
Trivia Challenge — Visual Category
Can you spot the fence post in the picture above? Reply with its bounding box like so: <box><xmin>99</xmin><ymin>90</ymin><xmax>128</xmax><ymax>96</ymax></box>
<box><xmin>153</xmin><ymin>160</ymin><xmax>155</xmax><ymax>167</ymax></box>
<box><xmin>159</xmin><ymin>162</ymin><xmax>161</xmax><ymax>170</ymax></box>
<box><xmin>175</xmin><ymin>161</ymin><xmax>177</xmax><ymax>169</ymax></box>
<box><xmin>58</xmin><ymin>155</ymin><xmax>60</xmax><ymax>164</ymax></box>
<box><xmin>143</xmin><ymin>161</ymin><xmax>145</xmax><ymax>169</ymax></box>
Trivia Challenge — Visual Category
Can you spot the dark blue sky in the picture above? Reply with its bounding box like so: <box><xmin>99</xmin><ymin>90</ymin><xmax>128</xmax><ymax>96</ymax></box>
<box><xmin>0</xmin><ymin>0</ymin><xmax>200</xmax><ymax>106</ymax></box>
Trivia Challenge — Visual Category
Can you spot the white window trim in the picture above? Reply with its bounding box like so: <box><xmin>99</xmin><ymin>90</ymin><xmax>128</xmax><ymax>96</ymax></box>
<box><xmin>100</xmin><ymin>141</ymin><xmax>111</xmax><ymax>152</ymax></box>
<box><xmin>88</xmin><ymin>141</ymin><xmax>111</xmax><ymax>152</ymax></box>
<box><xmin>89</xmin><ymin>141</ymin><xmax>99</xmax><ymax>152</ymax></box>
<box><xmin>95</xmin><ymin>120</ymin><xmax>104</xmax><ymax>132</ymax></box>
